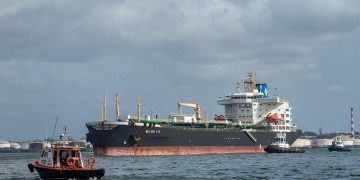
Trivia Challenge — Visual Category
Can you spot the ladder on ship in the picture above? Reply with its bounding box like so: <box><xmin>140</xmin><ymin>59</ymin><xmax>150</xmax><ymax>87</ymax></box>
<box><xmin>244</xmin><ymin>130</ymin><xmax>257</xmax><ymax>143</ymax></box>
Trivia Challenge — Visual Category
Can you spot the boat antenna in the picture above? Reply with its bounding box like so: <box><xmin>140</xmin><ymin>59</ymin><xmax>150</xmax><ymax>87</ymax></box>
<box><xmin>50</xmin><ymin>114</ymin><xmax>59</xmax><ymax>147</ymax></box>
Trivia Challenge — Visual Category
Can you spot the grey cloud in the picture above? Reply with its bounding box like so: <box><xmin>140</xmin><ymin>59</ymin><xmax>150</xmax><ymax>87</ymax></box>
<box><xmin>1</xmin><ymin>0</ymin><xmax>360</xmax><ymax>139</ymax></box>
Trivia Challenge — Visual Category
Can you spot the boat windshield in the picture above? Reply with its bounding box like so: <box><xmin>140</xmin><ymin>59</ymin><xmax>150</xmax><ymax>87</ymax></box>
<box><xmin>57</xmin><ymin>149</ymin><xmax>81</xmax><ymax>167</ymax></box>
<box><xmin>275</xmin><ymin>137</ymin><xmax>284</xmax><ymax>142</ymax></box>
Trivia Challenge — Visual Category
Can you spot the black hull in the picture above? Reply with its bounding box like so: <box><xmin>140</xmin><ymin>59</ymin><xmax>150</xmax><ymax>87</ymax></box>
<box><xmin>264</xmin><ymin>145</ymin><xmax>305</xmax><ymax>153</ymax></box>
<box><xmin>86</xmin><ymin>122</ymin><xmax>302</xmax><ymax>156</ymax></box>
<box><xmin>28</xmin><ymin>163</ymin><xmax>105</xmax><ymax>179</ymax></box>
<box><xmin>328</xmin><ymin>145</ymin><xmax>351</xmax><ymax>152</ymax></box>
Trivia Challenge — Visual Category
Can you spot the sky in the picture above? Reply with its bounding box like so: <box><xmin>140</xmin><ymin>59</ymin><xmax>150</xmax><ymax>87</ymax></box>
<box><xmin>1</xmin><ymin>0</ymin><xmax>360</xmax><ymax>140</ymax></box>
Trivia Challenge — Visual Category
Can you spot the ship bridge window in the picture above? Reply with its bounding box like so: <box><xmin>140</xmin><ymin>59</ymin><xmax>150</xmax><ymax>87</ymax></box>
<box><xmin>286</xmin><ymin>109</ymin><xmax>290</xmax><ymax>111</ymax></box>
<box><xmin>71</xmin><ymin>150</ymin><xmax>77</xmax><ymax>157</ymax></box>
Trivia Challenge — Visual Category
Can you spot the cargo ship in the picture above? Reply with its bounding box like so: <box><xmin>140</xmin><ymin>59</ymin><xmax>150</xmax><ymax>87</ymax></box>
<box><xmin>86</xmin><ymin>72</ymin><xmax>301</xmax><ymax>156</ymax></box>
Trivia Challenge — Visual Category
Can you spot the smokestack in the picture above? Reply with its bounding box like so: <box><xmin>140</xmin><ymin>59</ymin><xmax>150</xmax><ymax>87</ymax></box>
<box><xmin>351</xmin><ymin>107</ymin><xmax>354</xmax><ymax>140</ymax></box>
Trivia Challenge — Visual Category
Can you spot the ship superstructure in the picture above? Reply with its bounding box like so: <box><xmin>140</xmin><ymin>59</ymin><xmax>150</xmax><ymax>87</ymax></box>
<box><xmin>217</xmin><ymin>72</ymin><xmax>295</xmax><ymax>132</ymax></box>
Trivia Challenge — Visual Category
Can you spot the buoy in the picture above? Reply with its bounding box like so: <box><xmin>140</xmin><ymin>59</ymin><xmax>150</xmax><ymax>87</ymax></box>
<box><xmin>66</xmin><ymin>157</ymin><xmax>75</xmax><ymax>166</ymax></box>
<box><xmin>87</xmin><ymin>157</ymin><xmax>96</xmax><ymax>168</ymax></box>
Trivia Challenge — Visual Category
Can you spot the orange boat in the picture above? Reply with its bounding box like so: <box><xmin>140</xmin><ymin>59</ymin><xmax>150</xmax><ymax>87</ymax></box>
<box><xmin>28</xmin><ymin>126</ymin><xmax>104</xmax><ymax>179</ymax></box>
<box><xmin>28</xmin><ymin>146</ymin><xmax>104</xmax><ymax>179</ymax></box>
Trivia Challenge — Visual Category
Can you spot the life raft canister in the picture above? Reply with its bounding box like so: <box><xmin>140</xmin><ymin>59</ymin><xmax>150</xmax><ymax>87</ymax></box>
<box><xmin>266</xmin><ymin>113</ymin><xmax>278</xmax><ymax>123</ymax></box>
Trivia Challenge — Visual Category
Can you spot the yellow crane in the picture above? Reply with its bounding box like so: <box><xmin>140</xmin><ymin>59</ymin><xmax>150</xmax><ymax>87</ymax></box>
<box><xmin>178</xmin><ymin>102</ymin><xmax>201</xmax><ymax>121</ymax></box>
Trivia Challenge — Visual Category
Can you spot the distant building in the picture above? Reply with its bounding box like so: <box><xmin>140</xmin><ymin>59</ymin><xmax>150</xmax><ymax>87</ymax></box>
<box><xmin>29</xmin><ymin>142</ymin><xmax>50</xmax><ymax>150</ymax></box>
<box><xmin>18</xmin><ymin>142</ymin><xmax>30</xmax><ymax>149</ymax></box>
<box><xmin>29</xmin><ymin>142</ymin><xmax>43</xmax><ymax>150</ymax></box>
<box><xmin>69</xmin><ymin>140</ymin><xmax>87</xmax><ymax>148</ymax></box>
<box><xmin>315</xmin><ymin>139</ymin><xmax>333</xmax><ymax>147</ymax></box>
<box><xmin>0</xmin><ymin>140</ymin><xmax>11</xmax><ymax>148</ymax></box>
<box><xmin>10</xmin><ymin>142</ymin><xmax>20</xmax><ymax>149</ymax></box>
<box><xmin>341</xmin><ymin>135</ymin><xmax>354</xmax><ymax>146</ymax></box>
<box><xmin>354</xmin><ymin>139</ymin><xmax>360</xmax><ymax>146</ymax></box>
<box><xmin>291</xmin><ymin>139</ymin><xmax>313</xmax><ymax>148</ymax></box>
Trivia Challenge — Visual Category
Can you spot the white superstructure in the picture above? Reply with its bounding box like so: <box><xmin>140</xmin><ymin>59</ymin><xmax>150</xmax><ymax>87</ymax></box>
<box><xmin>0</xmin><ymin>139</ymin><xmax>10</xmax><ymax>148</ymax></box>
<box><xmin>217</xmin><ymin>72</ymin><xmax>296</xmax><ymax>132</ymax></box>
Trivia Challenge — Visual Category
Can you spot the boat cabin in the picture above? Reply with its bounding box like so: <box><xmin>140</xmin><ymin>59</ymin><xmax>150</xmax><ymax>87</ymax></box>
<box><xmin>271</xmin><ymin>133</ymin><xmax>289</xmax><ymax>149</ymax></box>
<box><xmin>39</xmin><ymin>146</ymin><xmax>84</xmax><ymax>168</ymax></box>
<box><xmin>331</xmin><ymin>136</ymin><xmax>344</xmax><ymax>147</ymax></box>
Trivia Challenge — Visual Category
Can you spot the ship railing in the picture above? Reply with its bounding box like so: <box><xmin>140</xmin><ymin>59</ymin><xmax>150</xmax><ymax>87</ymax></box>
<box><xmin>127</xmin><ymin>118</ymin><xmax>267</xmax><ymax>131</ymax></box>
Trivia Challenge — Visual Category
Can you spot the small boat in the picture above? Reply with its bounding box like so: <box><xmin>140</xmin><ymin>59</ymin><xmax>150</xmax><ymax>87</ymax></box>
<box><xmin>264</xmin><ymin>132</ymin><xmax>305</xmax><ymax>153</ymax></box>
<box><xmin>328</xmin><ymin>136</ymin><xmax>351</xmax><ymax>152</ymax></box>
<box><xmin>28</xmin><ymin>126</ymin><xmax>105</xmax><ymax>179</ymax></box>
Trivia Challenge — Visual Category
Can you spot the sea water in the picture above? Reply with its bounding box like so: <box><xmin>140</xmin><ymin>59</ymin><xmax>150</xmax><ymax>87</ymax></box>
<box><xmin>1</xmin><ymin>148</ymin><xmax>360</xmax><ymax>179</ymax></box>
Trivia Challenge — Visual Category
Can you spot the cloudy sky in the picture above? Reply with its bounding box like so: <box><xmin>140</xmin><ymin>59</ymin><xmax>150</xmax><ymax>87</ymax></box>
<box><xmin>1</xmin><ymin>0</ymin><xmax>360</xmax><ymax>140</ymax></box>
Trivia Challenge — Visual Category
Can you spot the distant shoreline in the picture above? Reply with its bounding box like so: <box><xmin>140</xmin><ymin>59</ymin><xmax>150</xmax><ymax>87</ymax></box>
<box><xmin>0</xmin><ymin>148</ymin><xmax>39</xmax><ymax>153</ymax></box>
<box><xmin>0</xmin><ymin>148</ymin><xmax>93</xmax><ymax>153</ymax></box>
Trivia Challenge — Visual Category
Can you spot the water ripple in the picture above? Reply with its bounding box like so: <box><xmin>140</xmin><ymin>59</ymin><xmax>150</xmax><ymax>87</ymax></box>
<box><xmin>1</xmin><ymin>149</ymin><xmax>360</xmax><ymax>179</ymax></box>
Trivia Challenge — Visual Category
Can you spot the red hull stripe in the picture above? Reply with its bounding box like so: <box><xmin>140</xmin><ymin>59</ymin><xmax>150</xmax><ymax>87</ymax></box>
<box><xmin>31</xmin><ymin>162</ymin><xmax>93</xmax><ymax>171</ymax></box>
<box><xmin>94</xmin><ymin>146</ymin><xmax>265</xmax><ymax>156</ymax></box>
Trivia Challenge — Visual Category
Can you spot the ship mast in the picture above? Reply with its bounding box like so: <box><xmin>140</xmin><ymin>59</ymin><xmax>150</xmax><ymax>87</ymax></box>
<box><xmin>244</xmin><ymin>72</ymin><xmax>256</xmax><ymax>92</ymax></box>
<box><xmin>115</xmin><ymin>93</ymin><xmax>120</xmax><ymax>121</ymax></box>
<box><xmin>205</xmin><ymin>108</ymin><xmax>208</xmax><ymax>128</ymax></box>
<box><xmin>102</xmin><ymin>93</ymin><xmax>107</xmax><ymax>122</ymax></box>
<box><xmin>137</xmin><ymin>96</ymin><xmax>141</xmax><ymax>123</ymax></box>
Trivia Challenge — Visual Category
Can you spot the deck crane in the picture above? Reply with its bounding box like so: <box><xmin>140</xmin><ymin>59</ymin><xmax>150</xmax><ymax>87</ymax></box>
<box><xmin>178</xmin><ymin>102</ymin><xmax>201</xmax><ymax>121</ymax></box>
